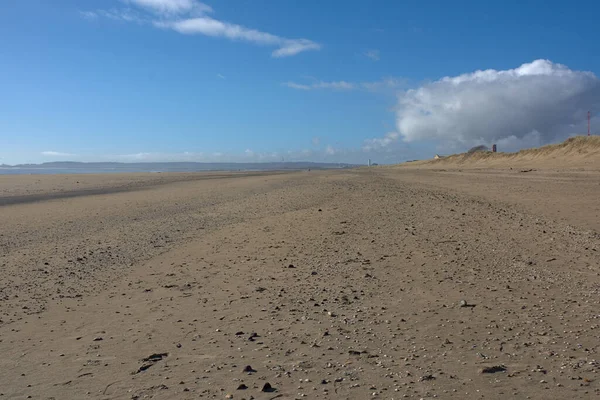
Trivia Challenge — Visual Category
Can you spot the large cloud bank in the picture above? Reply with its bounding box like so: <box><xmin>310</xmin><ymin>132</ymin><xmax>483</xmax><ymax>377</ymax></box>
<box><xmin>397</xmin><ymin>60</ymin><xmax>600</xmax><ymax>150</ymax></box>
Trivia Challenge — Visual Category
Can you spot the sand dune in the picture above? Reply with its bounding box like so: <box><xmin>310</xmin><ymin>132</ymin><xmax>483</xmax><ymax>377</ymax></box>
<box><xmin>400</xmin><ymin>136</ymin><xmax>600</xmax><ymax>169</ymax></box>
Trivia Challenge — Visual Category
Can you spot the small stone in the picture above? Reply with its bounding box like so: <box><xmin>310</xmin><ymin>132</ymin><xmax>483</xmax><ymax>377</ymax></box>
<box><xmin>243</xmin><ymin>365</ymin><xmax>256</xmax><ymax>373</ymax></box>
<box><xmin>480</xmin><ymin>365</ymin><xmax>507</xmax><ymax>374</ymax></box>
<box><xmin>261</xmin><ymin>382</ymin><xmax>274</xmax><ymax>392</ymax></box>
<box><xmin>236</xmin><ymin>384</ymin><xmax>248</xmax><ymax>390</ymax></box>
<box><xmin>459</xmin><ymin>300</ymin><xmax>468</xmax><ymax>307</ymax></box>
<box><xmin>225</xmin><ymin>394</ymin><xmax>233</xmax><ymax>399</ymax></box>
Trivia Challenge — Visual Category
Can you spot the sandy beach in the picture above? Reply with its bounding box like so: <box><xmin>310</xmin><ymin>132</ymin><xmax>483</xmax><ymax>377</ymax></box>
<box><xmin>1</xmin><ymin>165</ymin><xmax>599</xmax><ymax>399</ymax></box>
<box><xmin>4</xmin><ymin>1</ymin><xmax>599</xmax><ymax>398</ymax></box>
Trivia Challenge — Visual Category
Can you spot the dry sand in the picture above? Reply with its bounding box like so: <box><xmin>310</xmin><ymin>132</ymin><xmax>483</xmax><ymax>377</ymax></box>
<box><xmin>1</xmin><ymin>159</ymin><xmax>599</xmax><ymax>399</ymax></box>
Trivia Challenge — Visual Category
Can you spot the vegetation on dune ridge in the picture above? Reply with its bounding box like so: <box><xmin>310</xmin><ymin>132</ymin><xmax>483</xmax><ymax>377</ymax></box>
<box><xmin>399</xmin><ymin>136</ymin><xmax>600</xmax><ymax>167</ymax></box>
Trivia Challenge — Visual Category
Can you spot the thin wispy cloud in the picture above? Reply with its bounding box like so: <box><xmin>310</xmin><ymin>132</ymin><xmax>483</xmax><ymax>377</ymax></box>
<box><xmin>364</xmin><ymin>49</ymin><xmax>380</xmax><ymax>61</ymax></box>
<box><xmin>80</xmin><ymin>8</ymin><xmax>144</xmax><ymax>23</ymax></box>
<box><xmin>26</xmin><ymin>146</ymin><xmax>407</xmax><ymax>165</ymax></box>
<box><xmin>283</xmin><ymin>78</ymin><xmax>405</xmax><ymax>92</ymax></box>
<box><xmin>361</xmin><ymin>78</ymin><xmax>406</xmax><ymax>92</ymax></box>
<box><xmin>325</xmin><ymin>145</ymin><xmax>337</xmax><ymax>155</ymax></box>
<box><xmin>283</xmin><ymin>82</ymin><xmax>312</xmax><ymax>90</ymax></box>
<box><xmin>291</xmin><ymin>81</ymin><xmax>356</xmax><ymax>90</ymax></box>
<box><xmin>124</xmin><ymin>0</ymin><xmax>212</xmax><ymax>15</ymax></box>
<box><xmin>80</xmin><ymin>11</ymin><xmax>98</xmax><ymax>19</ymax></box>
<box><xmin>83</xmin><ymin>0</ymin><xmax>320</xmax><ymax>57</ymax></box>
<box><xmin>107</xmin><ymin>147</ymin><xmax>358</xmax><ymax>163</ymax></box>
<box><xmin>362</xmin><ymin>132</ymin><xmax>400</xmax><ymax>151</ymax></box>
<box><xmin>157</xmin><ymin>17</ymin><xmax>320</xmax><ymax>57</ymax></box>
<box><xmin>217</xmin><ymin>73</ymin><xmax>226</xmax><ymax>79</ymax></box>
<box><xmin>283</xmin><ymin>81</ymin><xmax>355</xmax><ymax>90</ymax></box>
<box><xmin>41</xmin><ymin>151</ymin><xmax>75</xmax><ymax>157</ymax></box>
<box><xmin>113</xmin><ymin>151</ymin><xmax>205</xmax><ymax>162</ymax></box>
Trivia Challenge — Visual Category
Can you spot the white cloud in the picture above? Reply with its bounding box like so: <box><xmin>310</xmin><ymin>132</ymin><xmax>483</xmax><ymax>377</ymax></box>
<box><xmin>31</xmin><ymin>146</ymin><xmax>414</xmax><ymax>165</ymax></box>
<box><xmin>110</xmin><ymin>150</ymin><xmax>288</xmax><ymax>163</ymax></box>
<box><xmin>314</xmin><ymin>81</ymin><xmax>355</xmax><ymax>90</ymax></box>
<box><xmin>217</xmin><ymin>73</ymin><xmax>225</xmax><ymax>79</ymax></box>
<box><xmin>116</xmin><ymin>152</ymin><xmax>154</xmax><ymax>160</ymax></box>
<box><xmin>113</xmin><ymin>151</ymin><xmax>211</xmax><ymax>162</ymax></box>
<box><xmin>311</xmin><ymin>137</ymin><xmax>321</xmax><ymax>146</ymax></box>
<box><xmin>364</xmin><ymin>49</ymin><xmax>380</xmax><ymax>61</ymax></box>
<box><xmin>361</xmin><ymin>78</ymin><xmax>405</xmax><ymax>92</ymax></box>
<box><xmin>284</xmin><ymin>77</ymin><xmax>404</xmax><ymax>92</ymax></box>
<box><xmin>80</xmin><ymin>11</ymin><xmax>98</xmax><ymax>19</ymax></box>
<box><xmin>325</xmin><ymin>145</ymin><xmax>337</xmax><ymax>155</ymax></box>
<box><xmin>124</xmin><ymin>0</ymin><xmax>212</xmax><ymax>15</ymax></box>
<box><xmin>41</xmin><ymin>151</ymin><xmax>75</xmax><ymax>157</ymax></box>
<box><xmin>272</xmin><ymin>40</ymin><xmax>321</xmax><ymax>58</ymax></box>
<box><xmin>283</xmin><ymin>82</ymin><xmax>312</xmax><ymax>90</ymax></box>
<box><xmin>283</xmin><ymin>80</ymin><xmax>355</xmax><ymax>90</ymax></box>
<box><xmin>362</xmin><ymin>132</ymin><xmax>400</xmax><ymax>151</ymax></box>
<box><xmin>159</xmin><ymin>17</ymin><xmax>320</xmax><ymax>57</ymax></box>
<box><xmin>495</xmin><ymin>130</ymin><xmax>544</xmax><ymax>152</ymax></box>
<box><xmin>83</xmin><ymin>1</ymin><xmax>320</xmax><ymax>57</ymax></box>
<box><xmin>81</xmin><ymin>8</ymin><xmax>145</xmax><ymax>23</ymax></box>
<box><xmin>163</xmin><ymin>17</ymin><xmax>278</xmax><ymax>42</ymax></box>
<box><xmin>396</xmin><ymin>59</ymin><xmax>600</xmax><ymax>149</ymax></box>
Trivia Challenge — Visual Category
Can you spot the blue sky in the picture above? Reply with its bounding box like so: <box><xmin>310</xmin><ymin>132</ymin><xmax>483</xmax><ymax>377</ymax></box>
<box><xmin>1</xmin><ymin>0</ymin><xmax>599</xmax><ymax>165</ymax></box>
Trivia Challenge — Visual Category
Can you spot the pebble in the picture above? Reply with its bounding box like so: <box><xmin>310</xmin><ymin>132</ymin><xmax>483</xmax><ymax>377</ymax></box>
<box><xmin>261</xmin><ymin>382</ymin><xmax>274</xmax><ymax>392</ymax></box>
<box><xmin>242</xmin><ymin>365</ymin><xmax>256</xmax><ymax>373</ymax></box>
